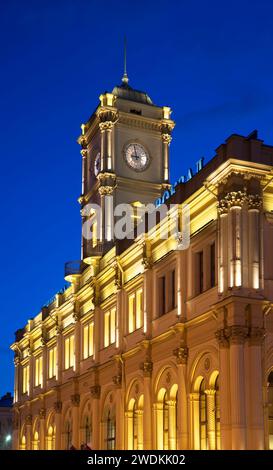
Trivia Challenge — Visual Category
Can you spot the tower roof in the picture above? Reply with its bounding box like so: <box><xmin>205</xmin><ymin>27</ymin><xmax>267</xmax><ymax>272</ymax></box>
<box><xmin>112</xmin><ymin>82</ymin><xmax>154</xmax><ymax>106</ymax></box>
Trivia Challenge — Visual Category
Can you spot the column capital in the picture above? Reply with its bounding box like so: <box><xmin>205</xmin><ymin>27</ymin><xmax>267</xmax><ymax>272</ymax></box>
<box><xmin>112</xmin><ymin>375</ymin><xmax>122</xmax><ymax>387</ymax></box>
<box><xmin>39</xmin><ymin>408</ymin><xmax>46</xmax><ymax>419</ymax></box>
<box><xmin>90</xmin><ymin>385</ymin><xmax>101</xmax><ymax>399</ymax></box>
<box><xmin>71</xmin><ymin>393</ymin><xmax>80</xmax><ymax>407</ymax></box>
<box><xmin>25</xmin><ymin>414</ymin><xmax>32</xmax><ymax>425</ymax></box>
<box><xmin>226</xmin><ymin>325</ymin><xmax>248</xmax><ymax>345</ymax></box>
<box><xmin>173</xmin><ymin>346</ymin><xmax>188</xmax><ymax>365</ymax></box>
<box><xmin>140</xmin><ymin>361</ymin><xmax>153</xmax><ymax>377</ymax></box>
<box><xmin>215</xmin><ymin>329</ymin><xmax>229</xmax><ymax>348</ymax></box>
<box><xmin>205</xmin><ymin>389</ymin><xmax>216</xmax><ymax>396</ymax></box>
<box><xmin>248</xmin><ymin>327</ymin><xmax>265</xmax><ymax>346</ymax></box>
<box><xmin>54</xmin><ymin>401</ymin><xmax>62</xmax><ymax>413</ymax></box>
<box><xmin>247</xmin><ymin>194</ymin><xmax>263</xmax><ymax>210</ymax></box>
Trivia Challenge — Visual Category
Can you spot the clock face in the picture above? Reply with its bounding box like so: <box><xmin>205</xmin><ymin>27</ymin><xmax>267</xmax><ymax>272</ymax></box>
<box><xmin>124</xmin><ymin>143</ymin><xmax>150</xmax><ymax>171</ymax></box>
<box><xmin>94</xmin><ymin>152</ymin><xmax>101</xmax><ymax>176</ymax></box>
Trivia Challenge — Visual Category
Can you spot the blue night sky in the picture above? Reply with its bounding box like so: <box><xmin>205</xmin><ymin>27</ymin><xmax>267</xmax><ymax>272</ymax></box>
<box><xmin>1</xmin><ymin>0</ymin><xmax>273</xmax><ymax>395</ymax></box>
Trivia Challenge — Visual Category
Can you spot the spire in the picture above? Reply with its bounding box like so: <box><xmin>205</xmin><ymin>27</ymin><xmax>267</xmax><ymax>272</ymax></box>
<box><xmin>121</xmin><ymin>36</ymin><xmax>129</xmax><ymax>85</ymax></box>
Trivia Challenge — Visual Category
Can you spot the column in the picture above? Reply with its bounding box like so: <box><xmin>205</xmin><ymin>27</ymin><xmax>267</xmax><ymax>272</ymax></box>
<box><xmin>56</xmin><ymin>328</ymin><xmax>62</xmax><ymax>384</ymax></box>
<box><xmin>115</xmin><ymin>387</ymin><xmax>124</xmax><ymax>450</ymax></box>
<box><xmin>104</xmin><ymin>193</ymin><xmax>114</xmax><ymax>241</ymax></box>
<box><xmin>41</xmin><ymin>341</ymin><xmax>47</xmax><ymax>390</ymax></box>
<box><xmin>174</xmin><ymin>347</ymin><xmax>188</xmax><ymax>449</ymax></box>
<box><xmin>136</xmin><ymin>410</ymin><xmax>144</xmax><ymax>450</ymax></box>
<box><xmin>39</xmin><ymin>408</ymin><xmax>46</xmax><ymax>450</ymax></box>
<box><xmin>90</xmin><ymin>385</ymin><xmax>101</xmax><ymax>449</ymax></box>
<box><xmin>218</xmin><ymin>209</ymin><xmax>228</xmax><ymax>293</ymax></box>
<box><xmin>13</xmin><ymin>357</ymin><xmax>20</xmax><ymax>404</ymax></box>
<box><xmin>161</xmin><ymin>129</ymin><xmax>172</xmax><ymax>183</ymax></box>
<box><xmin>99</xmin><ymin>123</ymin><xmax>106</xmax><ymax>171</ymax></box>
<box><xmin>143</xmin><ymin>246</ymin><xmax>153</xmax><ymax>336</ymax></box>
<box><xmin>54</xmin><ymin>401</ymin><xmax>62</xmax><ymax>450</ymax></box>
<box><xmin>71</xmin><ymin>394</ymin><xmax>80</xmax><ymax>449</ymax></box>
<box><xmin>25</xmin><ymin>414</ymin><xmax>32</xmax><ymax>450</ymax></box>
<box><xmin>247</xmin><ymin>327</ymin><xmax>265</xmax><ymax>449</ymax></box>
<box><xmin>142</xmin><ymin>362</ymin><xmax>153</xmax><ymax>449</ymax></box>
<box><xmin>12</xmin><ymin>408</ymin><xmax>19</xmax><ymax>450</ymax></box>
<box><xmin>205</xmin><ymin>390</ymin><xmax>216</xmax><ymax>450</ymax></box>
<box><xmin>168</xmin><ymin>400</ymin><xmax>177</xmax><ymax>450</ymax></box>
<box><xmin>126</xmin><ymin>411</ymin><xmax>133</xmax><ymax>449</ymax></box>
<box><xmin>229</xmin><ymin>327</ymin><xmax>247</xmax><ymax>449</ymax></box>
<box><xmin>229</xmin><ymin>205</ymin><xmax>243</xmax><ymax>288</ymax></box>
<box><xmin>248</xmin><ymin>200</ymin><xmax>261</xmax><ymax>289</ymax></box>
<box><xmin>29</xmin><ymin>352</ymin><xmax>34</xmax><ymax>399</ymax></box>
<box><xmin>189</xmin><ymin>393</ymin><xmax>200</xmax><ymax>450</ymax></box>
<box><xmin>176</xmin><ymin>251</ymin><xmax>183</xmax><ymax>319</ymax></box>
<box><xmin>215</xmin><ymin>329</ymin><xmax>231</xmax><ymax>449</ymax></box>
<box><xmin>73</xmin><ymin>307</ymin><xmax>81</xmax><ymax>375</ymax></box>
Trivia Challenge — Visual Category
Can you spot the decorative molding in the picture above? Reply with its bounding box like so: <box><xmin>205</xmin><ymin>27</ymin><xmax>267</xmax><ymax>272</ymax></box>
<box><xmin>90</xmin><ymin>385</ymin><xmax>101</xmax><ymax>399</ymax></box>
<box><xmin>226</xmin><ymin>325</ymin><xmax>248</xmax><ymax>345</ymax></box>
<box><xmin>248</xmin><ymin>327</ymin><xmax>265</xmax><ymax>345</ymax></box>
<box><xmin>54</xmin><ymin>401</ymin><xmax>62</xmax><ymax>413</ymax></box>
<box><xmin>173</xmin><ymin>346</ymin><xmax>188</xmax><ymax>365</ymax></box>
<box><xmin>218</xmin><ymin>191</ymin><xmax>247</xmax><ymax>214</ymax></box>
<box><xmin>215</xmin><ymin>329</ymin><xmax>229</xmax><ymax>348</ymax></box>
<box><xmin>112</xmin><ymin>375</ymin><xmax>122</xmax><ymax>387</ymax></box>
<box><xmin>247</xmin><ymin>194</ymin><xmax>263</xmax><ymax>210</ymax></box>
<box><xmin>39</xmin><ymin>408</ymin><xmax>46</xmax><ymax>419</ymax></box>
<box><xmin>71</xmin><ymin>393</ymin><xmax>80</xmax><ymax>407</ymax></box>
<box><xmin>98</xmin><ymin>185</ymin><xmax>115</xmax><ymax>196</ymax></box>
<box><xmin>140</xmin><ymin>361</ymin><xmax>153</xmax><ymax>377</ymax></box>
<box><xmin>25</xmin><ymin>414</ymin><xmax>32</xmax><ymax>425</ymax></box>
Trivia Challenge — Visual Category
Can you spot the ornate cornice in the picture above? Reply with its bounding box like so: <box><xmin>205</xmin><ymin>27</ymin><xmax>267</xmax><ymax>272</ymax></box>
<box><xmin>98</xmin><ymin>185</ymin><xmax>115</xmax><ymax>196</ymax></box>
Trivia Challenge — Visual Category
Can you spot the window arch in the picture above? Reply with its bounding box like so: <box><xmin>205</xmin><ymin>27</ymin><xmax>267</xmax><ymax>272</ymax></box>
<box><xmin>64</xmin><ymin>420</ymin><xmax>72</xmax><ymax>450</ymax></box>
<box><xmin>83</xmin><ymin>415</ymin><xmax>92</xmax><ymax>445</ymax></box>
<box><xmin>268</xmin><ymin>371</ymin><xmax>273</xmax><ymax>449</ymax></box>
<box><xmin>163</xmin><ymin>392</ymin><xmax>169</xmax><ymax>450</ymax></box>
<box><xmin>199</xmin><ymin>379</ymin><xmax>207</xmax><ymax>450</ymax></box>
<box><xmin>47</xmin><ymin>424</ymin><xmax>55</xmax><ymax>450</ymax></box>
<box><xmin>106</xmin><ymin>410</ymin><xmax>115</xmax><ymax>450</ymax></box>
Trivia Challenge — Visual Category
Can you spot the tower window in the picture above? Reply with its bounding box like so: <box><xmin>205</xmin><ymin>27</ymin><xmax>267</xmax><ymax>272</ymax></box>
<box><xmin>83</xmin><ymin>322</ymin><xmax>94</xmax><ymax>359</ymax></box>
<box><xmin>158</xmin><ymin>276</ymin><xmax>166</xmax><ymax>316</ymax></box>
<box><xmin>128</xmin><ymin>288</ymin><xmax>143</xmax><ymax>333</ymax></box>
<box><xmin>196</xmin><ymin>251</ymin><xmax>204</xmax><ymax>295</ymax></box>
<box><xmin>104</xmin><ymin>307</ymin><xmax>116</xmax><ymax>347</ymax></box>
<box><xmin>64</xmin><ymin>335</ymin><xmax>74</xmax><ymax>370</ymax></box>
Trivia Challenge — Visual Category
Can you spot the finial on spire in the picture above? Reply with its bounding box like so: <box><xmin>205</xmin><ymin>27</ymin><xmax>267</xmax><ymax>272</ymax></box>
<box><xmin>122</xmin><ymin>36</ymin><xmax>129</xmax><ymax>85</ymax></box>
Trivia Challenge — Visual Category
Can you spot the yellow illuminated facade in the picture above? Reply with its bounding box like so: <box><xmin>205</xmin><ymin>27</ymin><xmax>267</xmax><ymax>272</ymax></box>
<box><xmin>11</xmin><ymin>79</ymin><xmax>273</xmax><ymax>451</ymax></box>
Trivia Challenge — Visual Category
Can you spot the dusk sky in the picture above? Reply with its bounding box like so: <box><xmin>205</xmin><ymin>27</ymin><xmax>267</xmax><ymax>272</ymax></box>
<box><xmin>1</xmin><ymin>0</ymin><xmax>273</xmax><ymax>395</ymax></box>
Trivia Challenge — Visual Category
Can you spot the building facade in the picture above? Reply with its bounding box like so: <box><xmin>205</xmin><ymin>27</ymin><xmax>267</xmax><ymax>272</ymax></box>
<box><xmin>11</xmin><ymin>76</ymin><xmax>273</xmax><ymax>450</ymax></box>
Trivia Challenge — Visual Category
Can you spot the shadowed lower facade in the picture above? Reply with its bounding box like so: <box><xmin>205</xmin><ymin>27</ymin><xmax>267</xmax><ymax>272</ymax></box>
<box><xmin>11</xmin><ymin>77</ymin><xmax>273</xmax><ymax>450</ymax></box>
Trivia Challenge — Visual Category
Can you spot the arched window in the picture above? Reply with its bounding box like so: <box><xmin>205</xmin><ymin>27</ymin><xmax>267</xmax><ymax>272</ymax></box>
<box><xmin>199</xmin><ymin>379</ymin><xmax>207</xmax><ymax>450</ymax></box>
<box><xmin>268</xmin><ymin>371</ymin><xmax>273</xmax><ymax>449</ymax></box>
<box><xmin>163</xmin><ymin>392</ymin><xmax>169</xmax><ymax>450</ymax></box>
<box><xmin>33</xmin><ymin>431</ymin><xmax>39</xmax><ymax>450</ymax></box>
<box><xmin>215</xmin><ymin>375</ymin><xmax>220</xmax><ymax>450</ymax></box>
<box><xmin>83</xmin><ymin>415</ymin><xmax>91</xmax><ymax>445</ymax></box>
<box><xmin>21</xmin><ymin>435</ymin><xmax>26</xmax><ymax>450</ymax></box>
<box><xmin>132</xmin><ymin>402</ymin><xmax>138</xmax><ymax>450</ymax></box>
<box><xmin>106</xmin><ymin>411</ymin><xmax>115</xmax><ymax>450</ymax></box>
<box><xmin>47</xmin><ymin>425</ymin><xmax>55</xmax><ymax>450</ymax></box>
<box><xmin>65</xmin><ymin>421</ymin><xmax>72</xmax><ymax>450</ymax></box>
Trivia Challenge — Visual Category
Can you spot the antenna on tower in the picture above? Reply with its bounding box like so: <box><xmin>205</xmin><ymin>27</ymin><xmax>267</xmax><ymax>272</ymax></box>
<box><xmin>122</xmin><ymin>36</ymin><xmax>129</xmax><ymax>85</ymax></box>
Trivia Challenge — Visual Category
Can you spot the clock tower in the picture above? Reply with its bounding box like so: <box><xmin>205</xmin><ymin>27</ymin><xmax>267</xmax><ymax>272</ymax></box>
<box><xmin>78</xmin><ymin>71</ymin><xmax>175</xmax><ymax>262</ymax></box>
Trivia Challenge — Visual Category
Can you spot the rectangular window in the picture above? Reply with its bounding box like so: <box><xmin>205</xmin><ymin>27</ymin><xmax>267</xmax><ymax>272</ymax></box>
<box><xmin>136</xmin><ymin>288</ymin><xmax>143</xmax><ymax>330</ymax></box>
<box><xmin>128</xmin><ymin>294</ymin><xmax>135</xmax><ymax>334</ymax></box>
<box><xmin>35</xmin><ymin>356</ymin><xmax>43</xmax><ymax>387</ymax></box>
<box><xmin>83</xmin><ymin>322</ymin><xmax>94</xmax><ymax>359</ymax></box>
<box><xmin>210</xmin><ymin>242</ymin><xmax>215</xmax><ymax>288</ymax></box>
<box><xmin>128</xmin><ymin>288</ymin><xmax>143</xmax><ymax>333</ymax></box>
<box><xmin>65</xmin><ymin>335</ymin><xmax>74</xmax><ymax>370</ymax></box>
<box><xmin>48</xmin><ymin>346</ymin><xmax>57</xmax><ymax>379</ymax></box>
<box><xmin>158</xmin><ymin>276</ymin><xmax>166</xmax><ymax>316</ymax></box>
<box><xmin>23</xmin><ymin>365</ymin><xmax>29</xmax><ymax>394</ymax></box>
<box><xmin>104</xmin><ymin>308</ymin><xmax>116</xmax><ymax>347</ymax></box>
